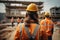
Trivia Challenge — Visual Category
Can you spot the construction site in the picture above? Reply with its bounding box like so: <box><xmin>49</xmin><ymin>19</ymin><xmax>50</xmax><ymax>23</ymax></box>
<box><xmin>0</xmin><ymin>0</ymin><xmax>60</xmax><ymax>40</ymax></box>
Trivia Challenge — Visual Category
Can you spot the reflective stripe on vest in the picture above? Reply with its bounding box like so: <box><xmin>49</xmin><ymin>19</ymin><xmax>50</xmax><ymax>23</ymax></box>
<box><xmin>24</xmin><ymin>24</ymin><xmax>39</xmax><ymax>40</ymax></box>
<box><xmin>20</xmin><ymin>23</ymin><xmax>24</xmax><ymax>40</ymax></box>
<box><xmin>43</xmin><ymin>20</ymin><xmax>53</xmax><ymax>31</ymax></box>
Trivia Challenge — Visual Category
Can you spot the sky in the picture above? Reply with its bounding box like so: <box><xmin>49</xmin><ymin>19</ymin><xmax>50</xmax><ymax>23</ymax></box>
<box><xmin>0</xmin><ymin>0</ymin><xmax>60</xmax><ymax>13</ymax></box>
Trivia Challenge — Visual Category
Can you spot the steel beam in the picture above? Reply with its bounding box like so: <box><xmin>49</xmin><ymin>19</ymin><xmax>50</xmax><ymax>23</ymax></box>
<box><xmin>0</xmin><ymin>1</ymin><xmax>43</xmax><ymax>5</ymax></box>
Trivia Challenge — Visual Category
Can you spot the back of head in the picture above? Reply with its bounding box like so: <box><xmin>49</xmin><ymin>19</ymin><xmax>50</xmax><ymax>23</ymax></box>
<box><xmin>45</xmin><ymin>12</ymin><xmax>51</xmax><ymax>18</ymax></box>
<box><xmin>25</xmin><ymin>3</ymin><xmax>39</xmax><ymax>26</ymax></box>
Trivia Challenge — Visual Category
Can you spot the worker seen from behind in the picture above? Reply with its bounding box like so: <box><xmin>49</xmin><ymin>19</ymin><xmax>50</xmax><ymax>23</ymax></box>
<box><xmin>14</xmin><ymin>3</ymin><xmax>47</xmax><ymax>40</ymax></box>
<box><xmin>17</xmin><ymin>17</ymin><xmax>21</xmax><ymax>25</ymax></box>
<box><xmin>20</xmin><ymin>18</ymin><xmax>24</xmax><ymax>23</ymax></box>
<box><xmin>40</xmin><ymin>12</ymin><xmax>54</xmax><ymax>40</ymax></box>
<box><xmin>11</xmin><ymin>17</ymin><xmax>14</xmax><ymax>27</ymax></box>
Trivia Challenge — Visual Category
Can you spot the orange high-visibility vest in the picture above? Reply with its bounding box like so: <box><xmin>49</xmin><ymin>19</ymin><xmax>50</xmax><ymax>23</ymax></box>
<box><xmin>14</xmin><ymin>23</ymin><xmax>48</xmax><ymax>40</ymax></box>
<box><xmin>17</xmin><ymin>18</ymin><xmax>21</xmax><ymax>23</ymax></box>
<box><xmin>40</xmin><ymin>18</ymin><xmax>54</xmax><ymax>36</ymax></box>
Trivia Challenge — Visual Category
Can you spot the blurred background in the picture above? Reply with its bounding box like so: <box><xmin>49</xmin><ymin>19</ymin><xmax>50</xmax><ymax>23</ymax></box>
<box><xmin>0</xmin><ymin>0</ymin><xmax>60</xmax><ymax>40</ymax></box>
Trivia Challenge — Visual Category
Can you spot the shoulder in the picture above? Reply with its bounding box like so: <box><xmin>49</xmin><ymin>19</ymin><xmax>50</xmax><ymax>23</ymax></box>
<box><xmin>40</xmin><ymin>19</ymin><xmax>45</xmax><ymax>24</ymax></box>
<box><xmin>49</xmin><ymin>20</ymin><xmax>54</xmax><ymax>24</ymax></box>
<box><xmin>16</xmin><ymin>23</ymin><xmax>24</xmax><ymax>30</ymax></box>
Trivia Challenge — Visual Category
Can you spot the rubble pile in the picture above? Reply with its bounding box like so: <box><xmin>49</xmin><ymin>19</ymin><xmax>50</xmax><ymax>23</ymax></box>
<box><xmin>0</xmin><ymin>26</ymin><xmax>16</xmax><ymax>40</ymax></box>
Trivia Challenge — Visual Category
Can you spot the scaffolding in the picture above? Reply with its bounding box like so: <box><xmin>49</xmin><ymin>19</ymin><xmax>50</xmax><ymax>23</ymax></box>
<box><xmin>0</xmin><ymin>0</ymin><xmax>43</xmax><ymax>22</ymax></box>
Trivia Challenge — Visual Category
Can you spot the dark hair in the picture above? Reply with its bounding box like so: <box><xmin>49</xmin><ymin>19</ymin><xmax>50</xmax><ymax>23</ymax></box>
<box><xmin>25</xmin><ymin>11</ymin><xmax>39</xmax><ymax>25</ymax></box>
<box><xmin>45</xmin><ymin>15</ymin><xmax>51</xmax><ymax>19</ymax></box>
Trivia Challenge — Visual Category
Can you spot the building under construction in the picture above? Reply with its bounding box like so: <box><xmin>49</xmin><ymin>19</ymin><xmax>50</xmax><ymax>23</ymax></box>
<box><xmin>50</xmin><ymin>7</ymin><xmax>60</xmax><ymax>22</ymax></box>
<box><xmin>0</xmin><ymin>0</ymin><xmax>43</xmax><ymax>22</ymax></box>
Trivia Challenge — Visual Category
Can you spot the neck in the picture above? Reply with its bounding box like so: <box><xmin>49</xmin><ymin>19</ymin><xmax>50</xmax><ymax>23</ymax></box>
<box><xmin>45</xmin><ymin>17</ymin><xmax>50</xmax><ymax>20</ymax></box>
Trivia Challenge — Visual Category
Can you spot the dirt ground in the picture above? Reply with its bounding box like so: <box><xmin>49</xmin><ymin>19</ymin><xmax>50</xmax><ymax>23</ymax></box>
<box><xmin>0</xmin><ymin>24</ymin><xmax>60</xmax><ymax>40</ymax></box>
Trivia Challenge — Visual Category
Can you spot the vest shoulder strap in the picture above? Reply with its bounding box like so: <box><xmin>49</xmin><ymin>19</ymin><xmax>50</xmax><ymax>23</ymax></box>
<box><xmin>19</xmin><ymin>23</ymin><xmax>24</xmax><ymax>40</ymax></box>
<box><xmin>20</xmin><ymin>23</ymin><xmax>24</xmax><ymax>32</ymax></box>
<box><xmin>24</xmin><ymin>24</ymin><xmax>39</xmax><ymax>39</ymax></box>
